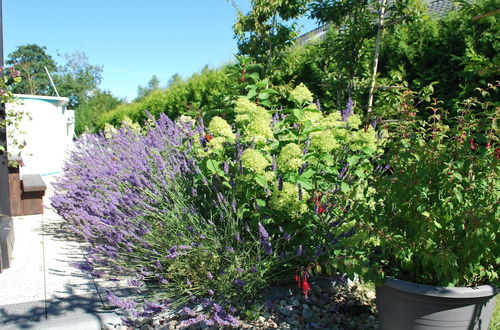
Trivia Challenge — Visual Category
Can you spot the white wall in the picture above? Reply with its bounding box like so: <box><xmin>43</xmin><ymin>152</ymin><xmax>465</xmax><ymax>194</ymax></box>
<box><xmin>6</xmin><ymin>94</ymin><xmax>74</xmax><ymax>177</ymax></box>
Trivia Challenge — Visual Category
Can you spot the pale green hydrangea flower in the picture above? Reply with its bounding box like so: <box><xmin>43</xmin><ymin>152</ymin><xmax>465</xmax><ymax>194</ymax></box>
<box><xmin>245</xmin><ymin>117</ymin><xmax>274</xmax><ymax>144</ymax></box>
<box><xmin>263</xmin><ymin>171</ymin><xmax>276</xmax><ymax>184</ymax></box>
<box><xmin>178</xmin><ymin>115</ymin><xmax>196</xmax><ymax>127</ymax></box>
<box><xmin>302</xmin><ymin>105</ymin><xmax>323</xmax><ymax>124</ymax></box>
<box><xmin>122</xmin><ymin>116</ymin><xmax>141</xmax><ymax>134</ymax></box>
<box><xmin>347</xmin><ymin>114</ymin><xmax>362</xmax><ymax>129</ymax></box>
<box><xmin>310</xmin><ymin>130</ymin><xmax>339</xmax><ymax>153</ymax></box>
<box><xmin>104</xmin><ymin>123</ymin><xmax>117</xmax><ymax>139</ymax></box>
<box><xmin>289</xmin><ymin>83</ymin><xmax>313</xmax><ymax>105</ymax></box>
<box><xmin>241</xmin><ymin>149</ymin><xmax>269</xmax><ymax>174</ymax></box>
<box><xmin>234</xmin><ymin>97</ymin><xmax>273</xmax><ymax>144</ymax></box>
<box><xmin>350</xmin><ymin>126</ymin><xmax>378</xmax><ymax>151</ymax></box>
<box><xmin>208</xmin><ymin>116</ymin><xmax>236</xmax><ymax>141</ymax></box>
<box><xmin>270</xmin><ymin>182</ymin><xmax>309</xmax><ymax>219</ymax></box>
<box><xmin>277</xmin><ymin>143</ymin><xmax>304</xmax><ymax>171</ymax></box>
<box><xmin>323</xmin><ymin>112</ymin><xmax>343</xmax><ymax>129</ymax></box>
<box><xmin>234</xmin><ymin>97</ymin><xmax>271</xmax><ymax>122</ymax></box>
<box><xmin>207</xmin><ymin>136</ymin><xmax>226</xmax><ymax>152</ymax></box>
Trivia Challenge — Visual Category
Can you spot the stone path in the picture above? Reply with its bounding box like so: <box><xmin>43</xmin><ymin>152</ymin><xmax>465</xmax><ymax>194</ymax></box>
<box><xmin>0</xmin><ymin>177</ymin><xmax>126</xmax><ymax>329</ymax></box>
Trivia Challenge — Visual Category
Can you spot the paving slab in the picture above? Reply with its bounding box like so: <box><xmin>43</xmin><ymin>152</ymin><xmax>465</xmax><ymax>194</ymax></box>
<box><xmin>0</xmin><ymin>175</ymin><xmax>136</xmax><ymax>329</ymax></box>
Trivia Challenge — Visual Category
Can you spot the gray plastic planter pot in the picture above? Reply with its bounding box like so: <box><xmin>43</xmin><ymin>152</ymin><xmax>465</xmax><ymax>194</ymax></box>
<box><xmin>376</xmin><ymin>277</ymin><xmax>498</xmax><ymax>330</ymax></box>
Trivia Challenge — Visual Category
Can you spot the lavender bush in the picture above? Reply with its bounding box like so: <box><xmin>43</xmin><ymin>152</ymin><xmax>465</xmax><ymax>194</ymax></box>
<box><xmin>52</xmin><ymin>114</ymin><xmax>293</xmax><ymax>326</ymax></box>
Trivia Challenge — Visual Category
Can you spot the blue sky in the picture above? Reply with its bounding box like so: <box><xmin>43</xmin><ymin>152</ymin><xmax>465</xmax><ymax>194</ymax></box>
<box><xmin>3</xmin><ymin>1</ymin><xmax>318</xmax><ymax>102</ymax></box>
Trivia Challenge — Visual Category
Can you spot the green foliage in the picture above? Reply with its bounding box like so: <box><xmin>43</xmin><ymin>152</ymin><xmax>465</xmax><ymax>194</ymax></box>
<box><xmin>75</xmin><ymin>90</ymin><xmax>123</xmax><ymax>135</ymax></box>
<box><xmin>0</xmin><ymin>67</ymin><xmax>26</xmax><ymax>156</ymax></box>
<box><xmin>233</xmin><ymin>0</ymin><xmax>309</xmax><ymax>75</ymax></box>
<box><xmin>55</xmin><ymin>51</ymin><xmax>103</xmax><ymax>109</ymax></box>
<box><xmin>377</xmin><ymin>0</ymin><xmax>500</xmax><ymax>115</ymax></box>
<box><xmin>6</xmin><ymin>44</ymin><xmax>58</xmax><ymax>95</ymax></box>
<box><xmin>353</xmin><ymin>83</ymin><xmax>499</xmax><ymax>287</ymax></box>
<box><xmin>98</xmin><ymin>66</ymin><xmax>232</xmax><ymax>129</ymax></box>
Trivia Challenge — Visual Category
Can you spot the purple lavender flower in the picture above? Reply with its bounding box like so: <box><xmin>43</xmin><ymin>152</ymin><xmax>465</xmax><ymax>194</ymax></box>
<box><xmin>316</xmin><ymin>99</ymin><xmax>322</xmax><ymax>112</ymax></box>
<box><xmin>208</xmin><ymin>289</ymin><xmax>215</xmax><ymax>295</ymax></box>
<box><xmin>223</xmin><ymin>161</ymin><xmax>229</xmax><ymax>174</ymax></box>
<box><xmin>272</xmin><ymin>112</ymin><xmax>279</xmax><ymax>126</ymax></box>
<box><xmin>278</xmin><ymin>175</ymin><xmax>284</xmax><ymax>191</ymax></box>
<box><xmin>73</xmin><ymin>261</ymin><xmax>93</xmax><ymax>273</ymax></box>
<box><xmin>303</xmin><ymin>139</ymin><xmax>310</xmax><ymax>155</ymax></box>
<box><xmin>341</xmin><ymin>97</ymin><xmax>353</xmax><ymax>121</ymax></box>
<box><xmin>338</xmin><ymin>164</ymin><xmax>349</xmax><ymax>180</ymax></box>
<box><xmin>127</xmin><ymin>279</ymin><xmax>143</xmax><ymax>287</ymax></box>
<box><xmin>272</xmin><ymin>154</ymin><xmax>277</xmax><ymax>171</ymax></box>
<box><xmin>234</xmin><ymin>279</ymin><xmax>246</xmax><ymax>287</ymax></box>
<box><xmin>237</xmin><ymin>267</ymin><xmax>244</xmax><ymax>273</ymax></box>
<box><xmin>258</xmin><ymin>222</ymin><xmax>273</xmax><ymax>255</ymax></box>
<box><xmin>144</xmin><ymin>302</ymin><xmax>163</xmax><ymax>314</ymax></box>
<box><xmin>106</xmin><ymin>291</ymin><xmax>137</xmax><ymax>309</ymax></box>
<box><xmin>182</xmin><ymin>307</ymin><xmax>197</xmax><ymax>317</ymax></box>
<box><xmin>283</xmin><ymin>232</ymin><xmax>291</xmax><ymax>241</ymax></box>
<box><xmin>225</xmin><ymin>246</ymin><xmax>235</xmax><ymax>253</ymax></box>
<box><xmin>315</xmin><ymin>246</ymin><xmax>323</xmax><ymax>257</ymax></box>
<box><xmin>207</xmin><ymin>272</ymin><xmax>213</xmax><ymax>280</ymax></box>
<box><xmin>258</xmin><ymin>222</ymin><xmax>269</xmax><ymax>240</ymax></box>
<box><xmin>235</xmin><ymin>232</ymin><xmax>242</xmax><ymax>242</ymax></box>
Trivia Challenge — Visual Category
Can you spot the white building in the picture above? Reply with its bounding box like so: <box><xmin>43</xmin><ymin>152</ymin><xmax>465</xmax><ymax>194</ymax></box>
<box><xmin>6</xmin><ymin>94</ymin><xmax>74</xmax><ymax>177</ymax></box>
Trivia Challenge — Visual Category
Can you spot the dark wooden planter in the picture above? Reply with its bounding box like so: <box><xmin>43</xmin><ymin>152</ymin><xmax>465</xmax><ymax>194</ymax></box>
<box><xmin>21</xmin><ymin>174</ymin><xmax>47</xmax><ymax>215</ymax></box>
<box><xmin>7</xmin><ymin>156</ymin><xmax>23</xmax><ymax>216</ymax></box>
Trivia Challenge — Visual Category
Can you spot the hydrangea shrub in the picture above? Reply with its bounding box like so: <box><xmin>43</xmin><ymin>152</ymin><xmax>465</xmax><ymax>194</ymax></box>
<box><xmin>194</xmin><ymin>83</ymin><xmax>385</xmax><ymax>278</ymax></box>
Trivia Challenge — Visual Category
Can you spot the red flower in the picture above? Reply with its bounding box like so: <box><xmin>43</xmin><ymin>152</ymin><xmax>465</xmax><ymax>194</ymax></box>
<box><xmin>302</xmin><ymin>277</ymin><xmax>311</xmax><ymax>298</ymax></box>
<box><xmin>470</xmin><ymin>139</ymin><xmax>476</xmax><ymax>150</ymax></box>
<box><xmin>318</xmin><ymin>206</ymin><xmax>325</xmax><ymax>214</ymax></box>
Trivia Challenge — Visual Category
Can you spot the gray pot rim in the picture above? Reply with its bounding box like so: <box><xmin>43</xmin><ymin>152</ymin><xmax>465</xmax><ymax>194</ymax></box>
<box><xmin>382</xmin><ymin>277</ymin><xmax>498</xmax><ymax>299</ymax></box>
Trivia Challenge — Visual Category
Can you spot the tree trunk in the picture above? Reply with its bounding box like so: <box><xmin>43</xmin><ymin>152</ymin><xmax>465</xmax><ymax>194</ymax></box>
<box><xmin>367</xmin><ymin>0</ymin><xmax>387</xmax><ymax>116</ymax></box>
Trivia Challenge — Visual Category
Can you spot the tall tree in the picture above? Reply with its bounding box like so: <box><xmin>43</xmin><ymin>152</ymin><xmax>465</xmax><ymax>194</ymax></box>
<box><xmin>233</xmin><ymin>0</ymin><xmax>310</xmax><ymax>75</ymax></box>
<box><xmin>309</xmin><ymin>0</ymin><xmax>409</xmax><ymax>112</ymax></box>
<box><xmin>55</xmin><ymin>51</ymin><xmax>103</xmax><ymax>109</ymax></box>
<box><xmin>6</xmin><ymin>44</ymin><xmax>57</xmax><ymax>95</ymax></box>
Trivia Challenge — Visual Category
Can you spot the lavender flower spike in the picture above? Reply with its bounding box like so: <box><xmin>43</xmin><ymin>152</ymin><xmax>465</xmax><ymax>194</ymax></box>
<box><xmin>341</xmin><ymin>97</ymin><xmax>353</xmax><ymax>121</ymax></box>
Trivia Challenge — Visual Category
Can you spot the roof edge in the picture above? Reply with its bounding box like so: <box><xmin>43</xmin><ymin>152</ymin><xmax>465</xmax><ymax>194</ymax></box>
<box><xmin>13</xmin><ymin>94</ymin><xmax>69</xmax><ymax>107</ymax></box>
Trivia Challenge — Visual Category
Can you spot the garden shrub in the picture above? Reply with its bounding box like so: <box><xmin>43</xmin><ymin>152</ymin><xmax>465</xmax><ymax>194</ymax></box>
<box><xmin>97</xmin><ymin>66</ymin><xmax>232</xmax><ymax>131</ymax></box>
<box><xmin>192</xmin><ymin>83</ymin><xmax>386</xmax><ymax>281</ymax></box>
<box><xmin>351</xmin><ymin>83</ymin><xmax>499</xmax><ymax>286</ymax></box>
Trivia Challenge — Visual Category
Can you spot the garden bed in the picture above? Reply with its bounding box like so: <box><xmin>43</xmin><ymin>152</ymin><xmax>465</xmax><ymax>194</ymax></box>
<box><xmin>118</xmin><ymin>279</ymin><xmax>378</xmax><ymax>330</ymax></box>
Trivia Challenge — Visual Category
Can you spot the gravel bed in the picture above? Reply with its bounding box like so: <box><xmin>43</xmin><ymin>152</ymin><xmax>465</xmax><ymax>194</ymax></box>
<box><xmin>109</xmin><ymin>280</ymin><xmax>378</xmax><ymax>330</ymax></box>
